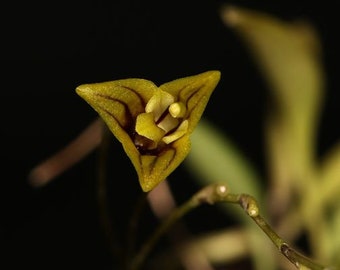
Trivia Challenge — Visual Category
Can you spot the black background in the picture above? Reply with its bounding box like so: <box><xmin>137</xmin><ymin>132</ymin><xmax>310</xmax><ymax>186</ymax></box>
<box><xmin>2</xmin><ymin>0</ymin><xmax>339</xmax><ymax>269</ymax></box>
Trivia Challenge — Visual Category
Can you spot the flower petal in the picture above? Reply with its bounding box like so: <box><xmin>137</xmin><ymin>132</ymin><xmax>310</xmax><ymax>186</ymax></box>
<box><xmin>160</xmin><ymin>70</ymin><xmax>221</xmax><ymax>133</ymax></box>
<box><xmin>145</xmin><ymin>90</ymin><xmax>175</xmax><ymax>121</ymax></box>
<box><xmin>162</xmin><ymin>120</ymin><xmax>189</xmax><ymax>144</ymax></box>
<box><xmin>135</xmin><ymin>112</ymin><xmax>165</xmax><ymax>142</ymax></box>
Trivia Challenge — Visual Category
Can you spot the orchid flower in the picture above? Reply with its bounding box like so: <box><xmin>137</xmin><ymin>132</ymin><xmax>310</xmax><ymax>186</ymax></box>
<box><xmin>76</xmin><ymin>70</ymin><xmax>221</xmax><ymax>192</ymax></box>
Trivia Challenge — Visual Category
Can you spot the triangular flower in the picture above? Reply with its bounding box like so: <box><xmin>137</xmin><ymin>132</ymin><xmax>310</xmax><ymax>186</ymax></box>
<box><xmin>76</xmin><ymin>70</ymin><xmax>221</xmax><ymax>192</ymax></box>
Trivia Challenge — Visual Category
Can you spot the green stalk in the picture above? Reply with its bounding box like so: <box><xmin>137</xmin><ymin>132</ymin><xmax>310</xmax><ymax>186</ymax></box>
<box><xmin>129</xmin><ymin>184</ymin><xmax>331</xmax><ymax>270</ymax></box>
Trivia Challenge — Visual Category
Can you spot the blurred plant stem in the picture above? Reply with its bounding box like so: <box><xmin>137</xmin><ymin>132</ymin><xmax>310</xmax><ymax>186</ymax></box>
<box><xmin>129</xmin><ymin>183</ymin><xmax>327</xmax><ymax>270</ymax></box>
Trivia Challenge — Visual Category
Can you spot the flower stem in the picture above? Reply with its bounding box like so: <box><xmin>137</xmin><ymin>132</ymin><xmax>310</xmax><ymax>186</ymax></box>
<box><xmin>129</xmin><ymin>183</ymin><xmax>330</xmax><ymax>270</ymax></box>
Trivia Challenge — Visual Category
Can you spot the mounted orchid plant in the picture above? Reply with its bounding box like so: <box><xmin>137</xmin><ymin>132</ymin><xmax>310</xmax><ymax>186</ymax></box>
<box><xmin>28</xmin><ymin>5</ymin><xmax>339</xmax><ymax>270</ymax></box>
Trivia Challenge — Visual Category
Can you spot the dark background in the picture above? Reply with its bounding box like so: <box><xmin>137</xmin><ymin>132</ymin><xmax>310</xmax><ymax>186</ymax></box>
<box><xmin>2</xmin><ymin>0</ymin><xmax>339</xmax><ymax>269</ymax></box>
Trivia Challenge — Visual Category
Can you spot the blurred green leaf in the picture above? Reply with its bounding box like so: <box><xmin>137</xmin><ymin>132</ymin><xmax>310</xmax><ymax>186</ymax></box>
<box><xmin>219</xmin><ymin>5</ymin><xmax>338</xmax><ymax>264</ymax></box>
<box><xmin>221</xmin><ymin>5</ymin><xmax>325</xmax><ymax>196</ymax></box>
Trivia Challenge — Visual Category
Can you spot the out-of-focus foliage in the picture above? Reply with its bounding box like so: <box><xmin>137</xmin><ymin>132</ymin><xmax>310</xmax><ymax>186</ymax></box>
<box><xmin>184</xmin><ymin>5</ymin><xmax>340</xmax><ymax>270</ymax></box>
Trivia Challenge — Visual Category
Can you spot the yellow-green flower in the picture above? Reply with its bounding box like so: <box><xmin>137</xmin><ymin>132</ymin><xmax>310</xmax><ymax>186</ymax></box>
<box><xmin>76</xmin><ymin>70</ymin><xmax>221</xmax><ymax>192</ymax></box>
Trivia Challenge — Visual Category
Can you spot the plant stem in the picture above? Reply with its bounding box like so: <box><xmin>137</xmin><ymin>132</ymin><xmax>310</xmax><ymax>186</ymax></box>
<box><xmin>129</xmin><ymin>183</ymin><xmax>331</xmax><ymax>270</ymax></box>
<box><xmin>129</xmin><ymin>197</ymin><xmax>198</xmax><ymax>270</ymax></box>
<box><xmin>96</xmin><ymin>124</ymin><xmax>122</xmax><ymax>267</ymax></box>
